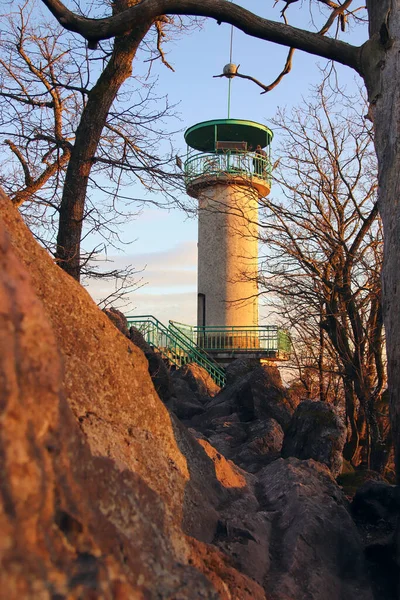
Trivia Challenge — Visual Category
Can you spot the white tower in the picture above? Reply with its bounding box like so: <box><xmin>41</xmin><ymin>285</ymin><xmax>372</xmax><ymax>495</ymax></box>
<box><xmin>184</xmin><ymin>119</ymin><xmax>272</xmax><ymax>331</ymax></box>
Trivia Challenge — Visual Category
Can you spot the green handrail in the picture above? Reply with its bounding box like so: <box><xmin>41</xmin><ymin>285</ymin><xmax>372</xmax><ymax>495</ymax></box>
<box><xmin>168</xmin><ymin>320</ymin><xmax>222</xmax><ymax>369</ymax></box>
<box><xmin>184</xmin><ymin>150</ymin><xmax>272</xmax><ymax>189</ymax></box>
<box><xmin>126</xmin><ymin>315</ymin><xmax>226</xmax><ymax>387</ymax></box>
<box><xmin>169</xmin><ymin>320</ymin><xmax>291</xmax><ymax>358</ymax></box>
<box><xmin>168</xmin><ymin>321</ymin><xmax>226</xmax><ymax>386</ymax></box>
<box><xmin>127</xmin><ymin>315</ymin><xmax>183</xmax><ymax>369</ymax></box>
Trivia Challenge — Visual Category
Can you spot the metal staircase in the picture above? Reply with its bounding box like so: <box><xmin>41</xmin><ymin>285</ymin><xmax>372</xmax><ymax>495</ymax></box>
<box><xmin>126</xmin><ymin>315</ymin><xmax>226</xmax><ymax>387</ymax></box>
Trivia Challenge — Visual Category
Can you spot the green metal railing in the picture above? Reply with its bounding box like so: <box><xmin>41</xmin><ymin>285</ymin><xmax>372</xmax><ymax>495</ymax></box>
<box><xmin>169</xmin><ymin>321</ymin><xmax>291</xmax><ymax>359</ymax></box>
<box><xmin>184</xmin><ymin>151</ymin><xmax>272</xmax><ymax>189</ymax></box>
<box><xmin>168</xmin><ymin>320</ymin><xmax>221</xmax><ymax>368</ymax></box>
<box><xmin>126</xmin><ymin>315</ymin><xmax>226</xmax><ymax>387</ymax></box>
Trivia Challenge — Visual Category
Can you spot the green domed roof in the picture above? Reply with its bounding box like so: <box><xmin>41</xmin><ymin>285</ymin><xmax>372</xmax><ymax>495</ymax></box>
<box><xmin>184</xmin><ymin>119</ymin><xmax>273</xmax><ymax>152</ymax></box>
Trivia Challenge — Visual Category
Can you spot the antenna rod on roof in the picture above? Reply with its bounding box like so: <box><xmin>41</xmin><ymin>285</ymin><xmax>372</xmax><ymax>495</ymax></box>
<box><xmin>227</xmin><ymin>24</ymin><xmax>234</xmax><ymax>118</ymax></box>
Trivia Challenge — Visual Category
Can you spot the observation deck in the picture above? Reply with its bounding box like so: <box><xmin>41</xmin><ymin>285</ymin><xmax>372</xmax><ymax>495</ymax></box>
<box><xmin>171</xmin><ymin>322</ymin><xmax>291</xmax><ymax>367</ymax></box>
<box><xmin>184</xmin><ymin>119</ymin><xmax>273</xmax><ymax>199</ymax></box>
<box><xmin>127</xmin><ymin>316</ymin><xmax>291</xmax><ymax>386</ymax></box>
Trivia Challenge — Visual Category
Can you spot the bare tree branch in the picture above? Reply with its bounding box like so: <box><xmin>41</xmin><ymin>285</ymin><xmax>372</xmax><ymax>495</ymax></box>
<box><xmin>214</xmin><ymin>47</ymin><xmax>295</xmax><ymax>95</ymax></box>
<box><xmin>40</xmin><ymin>0</ymin><xmax>363</xmax><ymax>73</ymax></box>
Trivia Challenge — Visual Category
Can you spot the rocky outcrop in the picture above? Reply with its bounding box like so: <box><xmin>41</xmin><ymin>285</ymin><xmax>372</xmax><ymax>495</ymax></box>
<box><xmin>257</xmin><ymin>458</ymin><xmax>374</xmax><ymax>600</ymax></box>
<box><xmin>0</xmin><ymin>189</ymin><xmax>266</xmax><ymax>598</ymax></box>
<box><xmin>234</xmin><ymin>418</ymin><xmax>284</xmax><ymax>472</ymax></box>
<box><xmin>107</xmin><ymin>321</ymin><xmax>219</xmax><ymax>414</ymax></box>
<box><xmin>187</xmin><ymin>365</ymin><xmax>291</xmax><ymax>473</ymax></box>
<box><xmin>225</xmin><ymin>357</ymin><xmax>261</xmax><ymax>385</ymax></box>
<box><xmin>0</xmin><ymin>189</ymin><xmax>377</xmax><ymax>599</ymax></box>
<box><xmin>173</xmin><ymin>363</ymin><xmax>221</xmax><ymax>399</ymax></box>
<box><xmin>0</xmin><ymin>215</ymin><xmax>212</xmax><ymax>598</ymax></box>
<box><xmin>169</xmin><ymin>375</ymin><xmax>207</xmax><ymax>419</ymax></box>
<box><xmin>282</xmin><ymin>400</ymin><xmax>347</xmax><ymax>477</ymax></box>
<box><xmin>191</xmin><ymin>364</ymin><xmax>292</xmax><ymax>429</ymax></box>
<box><xmin>167</xmin><ymin>364</ymin><xmax>220</xmax><ymax>420</ymax></box>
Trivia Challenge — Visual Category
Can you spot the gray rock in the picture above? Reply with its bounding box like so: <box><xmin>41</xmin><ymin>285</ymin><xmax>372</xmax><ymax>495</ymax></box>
<box><xmin>235</xmin><ymin>418</ymin><xmax>284</xmax><ymax>472</ymax></box>
<box><xmin>351</xmin><ymin>481</ymin><xmax>399</xmax><ymax>600</ymax></box>
<box><xmin>103</xmin><ymin>307</ymin><xmax>130</xmax><ymax>336</ymax></box>
<box><xmin>235</xmin><ymin>365</ymin><xmax>293</xmax><ymax>428</ymax></box>
<box><xmin>352</xmin><ymin>480</ymin><xmax>400</xmax><ymax>526</ymax></box>
<box><xmin>186</xmin><ymin>365</ymin><xmax>292</xmax><ymax>473</ymax></box>
<box><xmin>168</xmin><ymin>363</ymin><xmax>224</xmax><ymax>421</ymax></box>
<box><xmin>282</xmin><ymin>400</ymin><xmax>346</xmax><ymax>477</ymax></box>
<box><xmin>129</xmin><ymin>324</ymin><xmax>153</xmax><ymax>353</ymax></box>
<box><xmin>225</xmin><ymin>357</ymin><xmax>261</xmax><ymax>385</ymax></box>
<box><xmin>172</xmin><ymin>362</ymin><xmax>220</xmax><ymax>402</ymax></box>
<box><xmin>204</xmin><ymin>413</ymin><xmax>247</xmax><ymax>444</ymax></box>
<box><xmin>196</xmin><ymin>364</ymin><xmax>293</xmax><ymax>431</ymax></box>
<box><xmin>193</xmin><ymin>415</ymin><xmax>284</xmax><ymax>475</ymax></box>
<box><xmin>246</xmin><ymin>418</ymin><xmax>284</xmax><ymax>455</ymax></box>
<box><xmin>257</xmin><ymin>458</ymin><xmax>373</xmax><ymax>600</ymax></box>
<box><xmin>168</xmin><ymin>377</ymin><xmax>205</xmax><ymax>420</ymax></box>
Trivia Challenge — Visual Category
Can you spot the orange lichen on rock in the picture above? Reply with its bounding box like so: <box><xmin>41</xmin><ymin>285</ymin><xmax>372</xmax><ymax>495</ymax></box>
<box><xmin>197</xmin><ymin>439</ymin><xmax>248</xmax><ymax>489</ymax></box>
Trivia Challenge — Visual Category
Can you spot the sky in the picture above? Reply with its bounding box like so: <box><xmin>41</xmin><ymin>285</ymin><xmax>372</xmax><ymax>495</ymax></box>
<box><xmin>84</xmin><ymin>1</ymin><xmax>368</xmax><ymax>325</ymax></box>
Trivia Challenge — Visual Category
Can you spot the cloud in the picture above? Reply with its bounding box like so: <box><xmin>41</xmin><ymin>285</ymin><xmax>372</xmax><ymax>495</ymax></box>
<box><xmin>139</xmin><ymin>269</ymin><xmax>196</xmax><ymax>289</ymax></box>
<box><xmin>86</xmin><ymin>285</ymin><xmax>196</xmax><ymax>325</ymax></box>
<box><xmin>126</xmin><ymin>291</ymin><xmax>197</xmax><ymax>324</ymax></box>
<box><xmin>85</xmin><ymin>240</ymin><xmax>198</xmax><ymax>323</ymax></box>
<box><xmin>88</xmin><ymin>240</ymin><xmax>196</xmax><ymax>275</ymax></box>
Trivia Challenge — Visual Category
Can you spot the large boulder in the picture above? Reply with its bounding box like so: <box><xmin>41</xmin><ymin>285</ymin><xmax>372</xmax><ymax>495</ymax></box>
<box><xmin>257</xmin><ymin>458</ymin><xmax>373</xmax><ymax>600</ymax></box>
<box><xmin>192</xmin><ymin>363</ymin><xmax>293</xmax><ymax>431</ymax></box>
<box><xmin>234</xmin><ymin>418</ymin><xmax>284</xmax><ymax>473</ymax></box>
<box><xmin>225</xmin><ymin>357</ymin><xmax>261</xmax><ymax>385</ymax></box>
<box><xmin>282</xmin><ymin>400</ymin><xmax>347</xmax><ymax>477</ymax></box>
<box><xmin>0</xmin><ymin>214</ymin><xmax>214</xmax><ymax>598</ymax></box>
<box><xmin>104</xmin><ymin>313</ymin><xmax>175</xmax><ymax>405</ymax></box>
<box><xmin>168</xmin><ymin>376</ymin><xmax>207</xmax><ymax>419</ymax></box>
<box><xmin>173</xmin><ymin>362</ymin><xmax>221</xmax><ymax>399</ymax></box>
<box><xmin>233</xmin><ymin>364</ymin><xmax>293</xmax><ymax>427</ymax></box>
<box><xmin>186</xmin><ymin>364</ymin><xmax>292</xmax><ymax>473</ymax></box>
<box><xmin>167</xmin><ymin>363</ymin><xmax>221</xmax><ymax>421</ymax></box>
<box><xmin>201</xmin><ymin>415</ymin><xmax>284</xmax><ymax>474</ymax></box>
<box><xmin>203</xmin><ymin>413</ymin><xmax>249</xmax><ymax>462</ymax></box>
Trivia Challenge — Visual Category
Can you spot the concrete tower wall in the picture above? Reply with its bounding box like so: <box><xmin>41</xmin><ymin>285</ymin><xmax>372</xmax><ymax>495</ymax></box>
<box><xmin>197</xmin><ymin>182</ymin><xmax>259</xmax><ymax>328</ymax></box>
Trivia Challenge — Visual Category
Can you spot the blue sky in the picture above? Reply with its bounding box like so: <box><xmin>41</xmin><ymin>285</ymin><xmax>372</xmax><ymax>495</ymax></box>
<box><xmin>86</xmin><ymin>1</ymin><xmax>368</xmax><ymax>324</ymax></box>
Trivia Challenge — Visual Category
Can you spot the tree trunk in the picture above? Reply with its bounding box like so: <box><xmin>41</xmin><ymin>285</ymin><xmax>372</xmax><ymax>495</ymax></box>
<box><xmin>342</xmin><ymin>377</ymin><xmax>360</xmax><ymax>463</ymax></box>
<box><xmin>367</xmin><ymin>1</ymin><xmax>400</xmax><ymax>481</ymax></box>
<box><xmin>55</xmin><ymin>20</ymin><xmax>152</xmax><ymax>281</ymax></box>
<box><xmin>318</xmin><ymin>309</ymin><xmax>325</xmax><ymax>402</ymax></box>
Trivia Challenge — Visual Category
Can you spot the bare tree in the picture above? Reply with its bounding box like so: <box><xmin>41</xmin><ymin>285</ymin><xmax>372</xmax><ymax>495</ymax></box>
<box><xmin>0</xmin><ymin>0</ymin><xmax>186</xmax><ymax>283</ymax></box>
<box><xmin>285</xmin><ymin>324</ymin><xmax>345</xmax><ymax>408</ymax></box>
<box><xmin>258</xmin><ymin>79</ymin><xmax>387</xmax><ymax>469</ymax></box>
